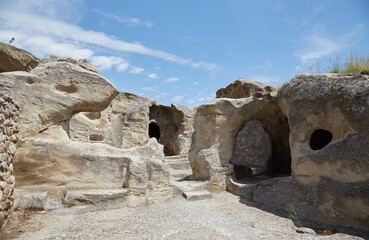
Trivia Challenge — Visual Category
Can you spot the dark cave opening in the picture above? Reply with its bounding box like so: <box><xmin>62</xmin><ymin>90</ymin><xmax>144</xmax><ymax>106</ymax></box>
<box><xmin>149</xmin><ymin>122</ymin><xmax>161</xmax><ymax>140</ymax></box>
<box><xmin>310</xmin><ymin>129</ymin><xmax>332</xmax><ymax>150</ymax></box>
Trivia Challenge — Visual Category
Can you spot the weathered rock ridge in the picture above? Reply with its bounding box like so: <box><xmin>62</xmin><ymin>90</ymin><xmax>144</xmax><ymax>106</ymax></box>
<box><xmin>0</xmin><ymin>42</ymin><xmax>39</xmax><ymax>73</ymax></box>
<box><xmin>216</xmin><ymin>78</ymin><xmax>277</xmax><ymax>98</ymax></box>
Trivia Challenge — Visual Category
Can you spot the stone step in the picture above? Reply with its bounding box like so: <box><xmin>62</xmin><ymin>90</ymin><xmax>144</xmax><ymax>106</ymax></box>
<box><xmin>164</xmin><ymin>157</ymin><xmax>191</xmax><ymax>171</ymax></box>
<box><xmin>170</xmin><ymin>179</ymin><xmax>208</xmax><ymax>192</ymax></box>
<box><xmin>166</xmin><ymin>161</ymin><xmax>191</xmax><ymax>170</ymax></box>
<box><xmin>15</xmin><ymin>187</ymin><xmax>147</xmax><ymax>210</ymax></box>
<box><xmin>182</xmin><ymin>190</ymin><xmax>213</xmax><ymax>201</ymax></box>
<box><xmin>169</xmin><ymin>169</ymin><xmax>192</xmax><ymax>178</ymax></box>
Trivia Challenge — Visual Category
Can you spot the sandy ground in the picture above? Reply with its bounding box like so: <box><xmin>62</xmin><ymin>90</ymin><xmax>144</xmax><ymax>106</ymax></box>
<box><xmin>2</xmin><ymin>192</ymin><xmax>367</xmax><ymax>240</ymax></box>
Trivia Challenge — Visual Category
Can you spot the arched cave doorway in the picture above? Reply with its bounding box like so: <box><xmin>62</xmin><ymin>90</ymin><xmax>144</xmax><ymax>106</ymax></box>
<box><xmin>149</xmin><ymin>122</ymin><xmax>160</xmax><ymax>140</ymax></box>
<box><xmin>232</xmin><ymin>118</ymin><xmax>292</xmax><ymax>180</ymax></box>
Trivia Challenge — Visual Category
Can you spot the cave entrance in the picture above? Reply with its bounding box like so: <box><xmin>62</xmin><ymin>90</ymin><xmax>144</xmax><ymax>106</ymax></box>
<box><xmin>310</xmin><ymin>129</ymin><xmax>332</xmax><ymax>150</ymax></box>
<box><xmin>149</xmin><ymin>122</ymin><xmax>160</xmax><ymax>140</ymax></box>
<box><xmin>232</xmin><ymin>118</ymin><xmax>292</xmax><ymax>182</ymax></box>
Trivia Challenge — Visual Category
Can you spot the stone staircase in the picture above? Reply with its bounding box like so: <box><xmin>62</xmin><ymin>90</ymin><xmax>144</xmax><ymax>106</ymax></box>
<box><xmin>164</xmin><ymin>155</ymin><xmax>212</xmax><ymax>201</ymax></box>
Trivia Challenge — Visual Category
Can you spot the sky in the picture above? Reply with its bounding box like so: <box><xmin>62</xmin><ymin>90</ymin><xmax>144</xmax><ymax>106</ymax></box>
<box><xmin>0</xmin><ymin>0</ymin><xmax>368</xmax><ymax>107</ymax></box>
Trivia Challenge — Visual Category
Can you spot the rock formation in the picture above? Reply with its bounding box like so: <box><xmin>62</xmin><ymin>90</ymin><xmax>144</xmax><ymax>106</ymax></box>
<box><xmin>276</xmin><ymin>74</ymin><xmax>369</xmax><ymax>229</ymax></box>
<box><xmin>0</xmin><ymin>42</ymin><xmax>39</xmax><ymax>73</ymax></box>
<box><xmin>216</xmin><ymin>78</ymin><xmax>277</xmax><ymax>99</ymax></box>
<box><xmin>226</xmin><ymin>74</ymin><xmax>369</xmax><ymax>231</ymax></box>
<box><xmin>149</xmin><ymin>104</ymin><xmax>195</xmax><ymax>156</ymax></box>
<box><xmin>0</xmin><ymin>50</ymin><xmax>170</xmax><ymax>214</ymax></box>
<box><xmin>0</xmin><ymin>95</ymin><xmax>19</xmax><ymax>229</ymax></box>
<box><xmin>70</xmin><ymin>92</ymin><xmax>154</xmax><ymax>149</ymax></box>
<box><xmin>189</xmin><ymin>80</ymin><xmax>290</xmax><ymax>191</ymax></box>
<box><xmin>278</xmin><ymin>74</ymin><xmax>369</xmax><ymax>184</ymax></box>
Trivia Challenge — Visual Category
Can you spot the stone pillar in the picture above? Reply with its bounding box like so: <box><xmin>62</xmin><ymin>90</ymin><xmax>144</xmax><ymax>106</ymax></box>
<box><xmin>0</xmin><ymin>95</ymin><xmax>19</xmax><ymax>229</ymax></box>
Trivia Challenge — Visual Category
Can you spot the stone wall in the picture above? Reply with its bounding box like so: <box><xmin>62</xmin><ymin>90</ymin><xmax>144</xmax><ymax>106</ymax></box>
<box><xmin>0</xmin><ymin>95</ymin><xmax>19</xmax><ymax>229</ymax></box>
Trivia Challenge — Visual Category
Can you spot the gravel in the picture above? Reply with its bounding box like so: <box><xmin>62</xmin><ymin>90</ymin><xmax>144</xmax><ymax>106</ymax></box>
<box><xmin>10</xmin><ymin>193</ymin><xmax>366</xmax><ymax>240</ymax></box>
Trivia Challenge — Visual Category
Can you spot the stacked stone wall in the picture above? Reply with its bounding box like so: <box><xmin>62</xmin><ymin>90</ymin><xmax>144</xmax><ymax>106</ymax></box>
<box><xmin>0</xmin><ymin>95</ymin><xmax>19</xmax><ymax>229</ymax></box>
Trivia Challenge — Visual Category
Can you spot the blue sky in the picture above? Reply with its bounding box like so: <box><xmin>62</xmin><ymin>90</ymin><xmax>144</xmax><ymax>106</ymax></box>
<box><xmin>0</xmin><ymin>0</ymin><xmax>368</xmax><ymax>106</ymax></box>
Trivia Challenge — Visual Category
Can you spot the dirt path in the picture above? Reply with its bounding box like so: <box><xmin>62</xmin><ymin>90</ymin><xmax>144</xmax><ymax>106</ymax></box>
<box><xmin>3</xmin><ymin>192</ymin><xmax>366</xmax><ymax>240</ymax></box>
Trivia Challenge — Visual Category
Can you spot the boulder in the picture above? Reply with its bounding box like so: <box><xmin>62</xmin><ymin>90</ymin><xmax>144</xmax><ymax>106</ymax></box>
<box><xmin>0</xmin><ymin>42</ymin><xmax>39</xmax><ymax>73</ymax></box>
<box><xmin>0</xmin><ymin>56</ymin><xmax>118</xmax><ymax>139</ymax></box>
<box><xmin>149</xmin><ymin>104</ymin><xmax>195</xmax><ymax>156</ymax></box>
<box><xmin>70</xmin><ymin>92</ymin><xmax>154</xmax><ymax>149</ymax></box>
<box><xmin>216</xmin><ymin>78</ymin><xmax>277</xmax><ymax>98</ymax></box>
<box><xmin>189</xmin><ymin>91</ymin><xmax>290</xmax><ymax>191</ymax></box>
<box><xmin>278</xmin><ymin>74</ymin><xmax>369</xmax><ymax>184</ymax></box>
<box><xmin>232</xmin><ymin>120</ymin><xmax>272</xmax><ymax>175</ymax></box>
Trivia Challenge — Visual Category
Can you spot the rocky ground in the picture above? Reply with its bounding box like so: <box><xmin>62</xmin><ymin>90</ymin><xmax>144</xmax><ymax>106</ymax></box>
<box><xmin>1</xmin><ymin>192</ymin><xmax>367</xmax><ymax>240</ymax></box>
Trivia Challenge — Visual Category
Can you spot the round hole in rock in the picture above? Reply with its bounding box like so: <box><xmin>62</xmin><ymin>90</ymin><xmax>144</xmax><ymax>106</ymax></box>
<box><xmin>310</xmin><ymin>129</ymin><xmax>332</xmax><ymax>150</ymax></box>
<box><xmin>149</xmin><ymin>122</ymin><xmax>160</xmax><ymax>140</ymax></box>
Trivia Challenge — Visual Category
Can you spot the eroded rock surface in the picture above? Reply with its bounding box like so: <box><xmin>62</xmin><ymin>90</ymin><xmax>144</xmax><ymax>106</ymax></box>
<box><xmin>216</xmin><ymin>78</ymin><xmax>277</xmax><ymax>98</ymax></box>
<box><xmin>0</xmin><ymin>56</ymin><xmax>170</xmax><ymax>205</ymax></box>
<box><xmin>0</xmin><ymin>56</ymin><xmax>118</xmax><ymax>139</ymax></box>
<box><xmin>0</xmin><ymin>42</ymin><xmax>39</xmax><ymax>73</ymax></box>
<box><xmin>70</xmin><ymin>92</ymin><xmax>154</xmax><ymax>149</ymax></box>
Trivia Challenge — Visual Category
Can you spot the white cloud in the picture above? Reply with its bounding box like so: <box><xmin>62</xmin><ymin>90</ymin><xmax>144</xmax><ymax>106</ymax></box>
<box><xmin>172</xmin><ymin>95</ymin><xmax>185</xmax><ymax>102</ymax></box>
<box><xmin>141</xmin><ymin>86</ymin><xmax>158</xmax><ymax>92</ymax></box>
<box><xmin>90</xmin><ymin>56</ymin><xmax>130</xmax><ymax>72</ymax></box>
<box><xmin>116</xmin><ymin>62</ymin><xmax>130</xmax><ymax>72</ymax></box>
<box><xmin>0</xmin><ymin>8</ymin><xmax>217</xmax><ymax>72</ymax></box>
<box><xmin>298</xmin><ymin>25</ymin><xmax>363</xmax><ymax>63</ymax></box>
<box><xmin>163</xmin><ymin>77</ymin><xmax>180</xmax><ymax>84</ymax></box>
<box><xmin>94</xmin><ymin>10</ymin><xmax>154</xmax><ymax>28</ymax></box>
<box><xmin>0</xmin><ymin>0</ymin><xmax>84</xmax><ymax>23</ymax></box>
<box><xmin>148</xmin><ymin>73</ymin><xmax>159</xmax><ymax>79</ymax></box>
<box><xmin>301</xmin><ymin>0</ymin><xmax>330</xmax><ymax>26</ymax></box>
<box><xmin>128</xmin><ymin>66</ymin><xmax>144</xmax><ymax>74</ymax></box>
<box><xmin>299</xmin><ymin>33</ymin><xmax>340</xmax><ymax>63</ymax></box>
<box><xmin>193</xmin><ymin>81</ymin><xmax>199</xmax><ymax>85</ymax></box>
<box><xmin>2</xmin><ymin>33</ymin><xmax>94</xmax><ymax>60</ymax></box>
<box><xmin>246</xmin><ymin>60</ymin><xmax>273</xmax><ymax>71</ymax></box>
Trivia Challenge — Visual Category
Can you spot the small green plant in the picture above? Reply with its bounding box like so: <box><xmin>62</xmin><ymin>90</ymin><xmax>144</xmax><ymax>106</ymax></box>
<box><xmin>328</xmin><ymin>52</ymin><xmax>369</xmax><ymax>74</ymax></box>
<box><xmin>286</xmin><ymin>203</ymin><xmax>302</xmax><ymax>225</ymax></box>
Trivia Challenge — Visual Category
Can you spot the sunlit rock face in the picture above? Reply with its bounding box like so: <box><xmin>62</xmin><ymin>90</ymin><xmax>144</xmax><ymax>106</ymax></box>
<box><xmin>0</xmin><ymin>55</ymin><xmax>169</xmax><ymax>198</ymax></box>
<box><xmin>70</xmin><ymin>92</ymin><xmax>154</xmax><ymax>149</ymax></box>
<box><xmin>0</xmin><ymin>42</ymin><xmax>39</xmax><ymax>73</ymax></box>
<box><xmin>189</xmin><ymin>80</ymin><xmax>290</xmax><ymax>191</ymax></box>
